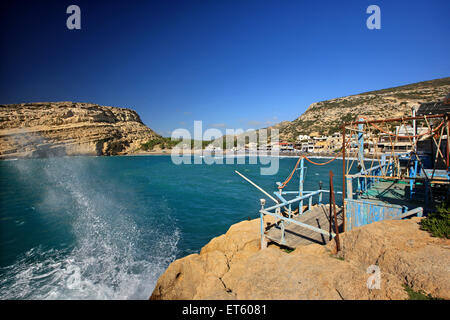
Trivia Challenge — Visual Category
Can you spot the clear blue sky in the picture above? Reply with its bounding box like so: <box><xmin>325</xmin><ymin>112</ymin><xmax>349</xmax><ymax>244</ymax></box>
<box><xmin>1</xmin><ymin>0</ymin><xmax>449</xmax><ymax>136</ymax></box>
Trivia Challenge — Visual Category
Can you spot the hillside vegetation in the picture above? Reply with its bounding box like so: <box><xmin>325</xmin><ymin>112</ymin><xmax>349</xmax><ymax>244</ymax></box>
<box><xmin>239</xmin><ymin>77</ymin><xmax>450</xmax><ymax>143</ymax></box>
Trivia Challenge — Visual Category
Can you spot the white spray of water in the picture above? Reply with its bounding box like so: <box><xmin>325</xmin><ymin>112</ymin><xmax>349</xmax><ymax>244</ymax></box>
<box><xmin>0</xmin><ymin>157</ymin><xmax>180</xmax><ymax>299</ymax></box>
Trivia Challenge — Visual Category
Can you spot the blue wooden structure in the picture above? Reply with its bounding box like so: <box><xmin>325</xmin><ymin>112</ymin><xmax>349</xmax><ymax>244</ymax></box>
<box><xmin>257</xmin><ymin>113</ymin><xmax>449</xmax><ymax>248</ymax></box>
<box><xmin>259</xmin><ymin>155</ymin><xmax>424</xmax><ymax>249</ymax></box>
<box><xmin>341</xmin><ymin>115</ymin><xmax>450</xmax><ymax>231</ymax></box>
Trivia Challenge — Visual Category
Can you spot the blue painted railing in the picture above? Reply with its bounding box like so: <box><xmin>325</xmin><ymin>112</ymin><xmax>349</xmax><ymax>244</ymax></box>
<box><xmin>344</xmin><ymin>153</ymin><xmax>425</xmax><ymax>231</ymax></box>
<box><xmin>259</xmin><ymin>189</ymin><xmax>334</xmax><ymax>248</ymax></box>
<box><xmin>344</xmin><ymin>199</ymin><xmax>423</xmax><ymax>231</ymax></box>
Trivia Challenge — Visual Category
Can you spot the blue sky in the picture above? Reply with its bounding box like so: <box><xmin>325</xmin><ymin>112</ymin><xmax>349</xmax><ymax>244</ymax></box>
<box><xmin>1</xmin><ymin>0</ymin><xmax>449</xmax><ymax>136</ymax></box>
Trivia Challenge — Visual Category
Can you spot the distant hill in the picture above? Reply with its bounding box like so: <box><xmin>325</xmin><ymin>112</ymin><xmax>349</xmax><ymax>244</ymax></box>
<box><xmin>215</xmin><ymin>77</ymin><xmax>450</xmax><ymax>146</ymax></box>
<box><xmin>276</xmin><ymin>77</ymin><xmax>450</xmax><ymax>141</ymax></box>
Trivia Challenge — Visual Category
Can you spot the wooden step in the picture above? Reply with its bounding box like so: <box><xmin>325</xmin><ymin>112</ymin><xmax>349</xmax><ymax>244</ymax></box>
<box><xmin>265</xmin><ymin>204</ymin><xmax>343</xmax><ymax>249</ymax></box>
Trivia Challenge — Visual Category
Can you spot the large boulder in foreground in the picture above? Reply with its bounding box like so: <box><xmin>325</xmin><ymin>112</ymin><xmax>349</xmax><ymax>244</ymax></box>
<box><xmin>150</xmin><ymin>215</ymin><xmax>450</xmax><ymax>300</ymax></box>
<box><xmin>327</xmin><ymin>217</ymin><xmax>450</xmax><ymax>299</ymax></box>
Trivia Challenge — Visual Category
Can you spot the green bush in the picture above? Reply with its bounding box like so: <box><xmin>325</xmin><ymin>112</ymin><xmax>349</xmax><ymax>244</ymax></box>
<box><xmin>141</xmin><ymin>137</ymin><xmax>215</xmax><ymax>151</ymax></box>
<box><xmin>420</xmin><ymin>200</ymin><xmax>450</xmax><ymax>239</ymax></box>
<box><xmin>403</xmin><ymin>285</ymin><xmax>442</xmax><ymax>300</ymax></box>
<box><xmin>141</xmin><ymin>137</ymin><xmax>181</xmax><ymax>151</ymax></box>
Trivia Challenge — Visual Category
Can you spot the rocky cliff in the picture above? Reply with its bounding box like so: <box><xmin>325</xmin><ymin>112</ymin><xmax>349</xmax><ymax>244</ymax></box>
<box><xmin>279</xmin><ymin>77</ymin><xmax>450</xmax><ymax>138</ymax></box>
<box><xmin>150</xmin><ymin>215</ymin><xmax>449</xmax><ymax>300</ymax></box>
<box><xmin>212</xmin><ymin>77</ymin><xmax>450</xmax><ymax>145</ymax></box>
<box><xmin>0</xmin><ymin>102</ymin><xmax>159</xmax><ymax>159</ymax></box>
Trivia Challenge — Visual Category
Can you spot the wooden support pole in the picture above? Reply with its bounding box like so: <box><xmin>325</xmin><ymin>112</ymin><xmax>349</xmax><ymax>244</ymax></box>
<box><xmin>329</xmin><ymin>171</ymin><xmax>341</xmax><ymax>252</ymax></box>
<box><xmin>447</xmin><ymin>115</ymin><xmax>450</xmax><ymax>169</ymax></box>
<box><xmin>342</xmin><ymin>125</ymin><xmax>346</xmax><ymax>232</ymax></box>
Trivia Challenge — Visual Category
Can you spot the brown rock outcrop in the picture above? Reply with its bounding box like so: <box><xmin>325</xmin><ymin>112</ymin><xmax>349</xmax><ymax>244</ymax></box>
<box><xmin>0</xmin><ymin>102</ymin><xmax>159</xmax><ymax>159</ymax></box>
<box><xmin>327</xmin><ymin>217</ymin><xmax>450</xmax><ymax>299</ymax></box>
<box><xmin>151</xmin><ymin>216</ymin><xmax>450</xmax><ymax>300</ymax></box>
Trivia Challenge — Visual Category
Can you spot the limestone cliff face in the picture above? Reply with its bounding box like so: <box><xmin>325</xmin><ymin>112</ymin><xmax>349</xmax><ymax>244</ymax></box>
<box><xmin>278</xmin><ymin>77</ymin><xmax>450</xmax><ymax>138</ymax></box>
<box><xmin>150</xmin><ymin>216</ymin><xmax>449</xmax><ymax>300</ymax></box>
<box><xmin>0</xmin><ymin>102</ymin><xmax>159</xmax><ymax>159</ymax></box>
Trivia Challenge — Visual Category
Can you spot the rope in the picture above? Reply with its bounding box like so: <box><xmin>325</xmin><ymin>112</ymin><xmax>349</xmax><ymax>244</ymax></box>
<box><xmin>278</xmin><ymin>140</ymin><xmax>351</xmax><ymax>190</ymax></box>
<box><xmin>304</xmin><ymin>153</ymin><xmax>341</xmax><ymax>166</ymax></box>
<box><xmin>277</xmin><ymin>156</ymin><xmax>302</xmax><ymax>189</ymax></box>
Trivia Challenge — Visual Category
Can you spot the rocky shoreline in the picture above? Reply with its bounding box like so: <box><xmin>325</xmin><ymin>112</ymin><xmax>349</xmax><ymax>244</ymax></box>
<box><xmin>150</xmin><ymin>213</ymin><xmax>449</xmax><ymax>300</ymax></box>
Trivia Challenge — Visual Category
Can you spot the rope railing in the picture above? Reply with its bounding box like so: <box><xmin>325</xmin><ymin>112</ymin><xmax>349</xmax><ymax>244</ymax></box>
<box><xmin>278</xmin><ymin>140</ymin><xmax>351</xmax><ymax>190</ymax></box>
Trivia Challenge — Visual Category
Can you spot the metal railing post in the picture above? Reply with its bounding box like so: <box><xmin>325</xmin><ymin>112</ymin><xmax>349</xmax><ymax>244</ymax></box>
<box><xmin>318</xmin><ymin>181</ymin><xmax>323</xmax><ymax>204</ymax></box>
<box><xmin>346</xmin><ymin>176</ymin><xmax>353</xmax><ymax>200</ymax></box>
<box><xmin>288</xmin><ymin>203</ymin><xmax>292</xmax><ymax>219</ymax></box>
<box><xmin>299</xmin><ymin>158</ymin><xmax>304</xmax><ymax>213</ymax></box>
<box><xmin>358</xmin><ymin>117</ymin><xmax>365</xmax><ymax>172</ymax></box>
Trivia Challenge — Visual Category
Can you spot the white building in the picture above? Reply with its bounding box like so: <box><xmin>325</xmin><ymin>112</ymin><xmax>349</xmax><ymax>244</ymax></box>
<box><xmin>246</xmin><ymin>142</ymin><xmax>258</xmax><ymax>151</ymax></box>
<box><xmin>297</xmin><ymin>134</ymin><xmax>310</xmax><ymax>141</ymax></box>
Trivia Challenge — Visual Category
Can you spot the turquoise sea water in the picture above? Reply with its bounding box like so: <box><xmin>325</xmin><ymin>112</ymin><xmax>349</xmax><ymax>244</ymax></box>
<box><xmin>0</xmin><ymin>155</ymin><xmax>350</xmax><ymax>299</ymax></box>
